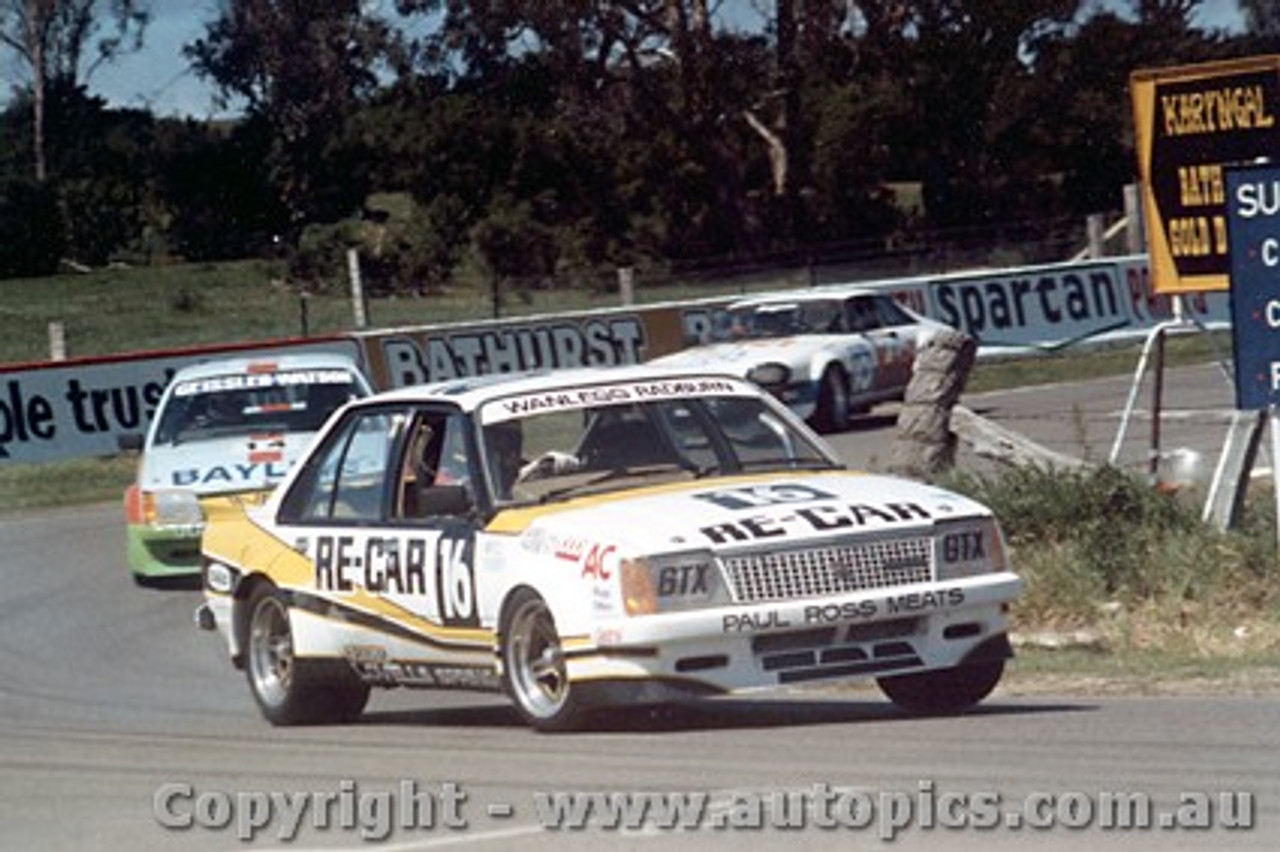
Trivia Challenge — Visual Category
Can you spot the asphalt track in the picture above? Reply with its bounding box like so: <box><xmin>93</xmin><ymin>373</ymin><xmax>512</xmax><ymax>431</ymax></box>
<box><xmin>1</xmin><ymin>364</ymin><xmax>1275</xmax><ymax>851</ymax></box>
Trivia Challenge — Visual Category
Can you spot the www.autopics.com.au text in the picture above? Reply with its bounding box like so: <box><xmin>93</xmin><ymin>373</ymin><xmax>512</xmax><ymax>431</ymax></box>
<box><xmin>152</xmin><ymin>779</ymin><xmax>1255</xmax><ymax>842</ymax></box>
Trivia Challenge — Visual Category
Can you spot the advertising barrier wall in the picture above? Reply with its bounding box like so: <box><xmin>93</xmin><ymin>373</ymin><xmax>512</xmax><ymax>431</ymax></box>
<box><xmin>0</xmin><ymin>338</ymin><xmax>363</xmax><ymax>465</ymax></box>
<box><xmin>0</xmin><ymin>255</ymin><xmax>1231</xmax><ymax>465</ymax></box>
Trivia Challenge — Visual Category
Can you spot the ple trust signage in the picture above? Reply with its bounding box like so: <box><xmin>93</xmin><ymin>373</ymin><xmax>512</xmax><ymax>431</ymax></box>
<box><xmin>1225</xmin><ymin>162</ymin><xmax>1280</xmax><ymax>410</ymax></box>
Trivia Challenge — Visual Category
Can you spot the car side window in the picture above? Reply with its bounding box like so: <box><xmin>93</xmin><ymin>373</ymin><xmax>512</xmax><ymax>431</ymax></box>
<box><xmin>801</xmin><ymin>300</ymin><xmax>843</xmax><ymax>333</ymax></box>
<box><xmin>874</xmin><ymin>296</ymin><xmax>914</xmax><ymax>328</ymax></box>
<box><xmin>280</xmin><ymin>409</ymin><xmax>405</xmax><ymax>523</ymax></box>
<box><xmin>846</xmin><ymin>296</ymin><xmax>881</xmax><ymax>332</ymax></box>
<box><xmin>396</xmin><ymin>411</ymin><xmax>473</xmax><ymax>519</ymax></box>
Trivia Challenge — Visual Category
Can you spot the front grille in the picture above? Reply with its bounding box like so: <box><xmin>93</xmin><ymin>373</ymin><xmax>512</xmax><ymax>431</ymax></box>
<box><xmin>722</xmin><ymin>537</ymin><xmax>933</xmax><ymax>603</ymax></box>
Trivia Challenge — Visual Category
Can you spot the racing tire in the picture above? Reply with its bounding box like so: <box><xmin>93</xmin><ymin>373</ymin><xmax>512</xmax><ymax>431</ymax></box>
<box><xmin>244</xmin><ymin>585</ymin><xmax>370</xmax><ymax>726</ymax></box>
<box><xmin>876</xmin><ymin>660</ymin><xmax>1005</xmax><ymax>716</ymax></box>
<box><xmin>812</xmin><ymin>365</ymin><xmax>851</xmax><ymax>434</ymax></box>
<box><xmin>500</xmin><ymin>589</ymin><xmax>591</xmax><ymax>732</ymax></box>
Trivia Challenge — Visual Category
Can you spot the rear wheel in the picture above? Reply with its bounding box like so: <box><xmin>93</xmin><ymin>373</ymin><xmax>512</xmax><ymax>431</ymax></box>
<box><xmin>244</xmin><ymin>585</ymin><xmax>370</xmax><ymax>725</ymax></box>
<box><xmin>877</xmin><ymin>660</ymin><xmax>1004</xmax><ymax>716</ymax></box>
<box><xmin>500</xmin><ymin>590</ymin><xmax>591</xmax><ymax>732</ymax></box>
<box><xmin>812</xmin><ymin>365</ymin><xmax>850</xmax><ymax>433</ymax></box>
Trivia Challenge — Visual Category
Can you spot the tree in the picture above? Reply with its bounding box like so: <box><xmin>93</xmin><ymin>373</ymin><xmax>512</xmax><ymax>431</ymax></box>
<box><xmin>885</xmin><ymin>1</ymin><xmax>1083</xmax><ymax>228</ymax></box>
<box><xmin>153</xmin><ymin>115</ymin><xmax>286</xmax><ymax>262</ymax></box>
<box><xmin>389</xmin><ymin>1</ymin><xmax>778</xmax><ymax>267</ymax></box>
<box><xmin>1240</xmin><ymin>0</ymin><xmax>1280</xmax><ymax>36</ymax></box>
<box><xmin>0</xmin><ymin>175</ymin><xmax>63</xmax><ymax>277</ymax></box>
<box><xmin>185</xmin><ymin>1</ymin><xmax>393</xmax><ymax>230</ymax></box>
<box><xmin>0</xmin><ymin>0</ymin><xmax>149</xmax><ymax>181</ymax></box>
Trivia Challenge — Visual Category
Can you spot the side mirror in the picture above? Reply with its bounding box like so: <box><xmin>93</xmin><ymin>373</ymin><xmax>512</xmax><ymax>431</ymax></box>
<box><xmin>117</xmin><ymin>433</ymin><xmax>144</xmax><ymax>453</ymax></box>
<box><xmin>415</xmin><ymin>484</ymin><xmax>473</xmax><ymax>517</ymax></box>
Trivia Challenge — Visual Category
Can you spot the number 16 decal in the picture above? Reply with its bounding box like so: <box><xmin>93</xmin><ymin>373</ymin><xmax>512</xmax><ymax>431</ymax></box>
<box><xmin>436</xmin><ymin>533</ymin><xmax>478</xmax><ymax>627</ymax></box>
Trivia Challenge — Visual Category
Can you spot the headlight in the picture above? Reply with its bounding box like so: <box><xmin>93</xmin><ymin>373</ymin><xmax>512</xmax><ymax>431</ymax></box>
<box><xmin>935</xmin><ymin>519</ymin><xmax>1007</xmax><ymax>581</ymax></box>
<box><xmin>145</xmin><ymin>489</ymin><xmax>205</xmax><ymax>528</ymax></box>
<box><xmin>746</xmin><ymin>362</ymin><xmax>791</xmax><ymax>387</ymax></box>
<box><xmin>620</xmin><ymin>552</ymin><xmax>728</xmax><ymax>615</ymax></box>
<box><xmin>204</xmin><ymin>560</ymin><xmax>235</xmax><ymax>593</ymax></box>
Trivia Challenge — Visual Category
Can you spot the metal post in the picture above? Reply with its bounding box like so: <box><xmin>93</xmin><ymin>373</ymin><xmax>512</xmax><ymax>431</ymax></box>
<box><xmin>1148</xmin><ymin>326</ymin><xmax>1166</xmax><ymax>486</ymax></box>
<box><xmin>1109</xmin><ymin>320</ymin><xmax>1176</xmax><ymax>465</ymax></box>
<box><xmin>1123</xmin><ymin>183</ymin><xmax>1144</xmax><ymax>255</ymax></box>
<box><xmin>1203</xmin><ymin>409</ymin><xmax>1266</xmax><ymax>530</ymax></box>
<box><xmin>1087</xmin><ymin>213</ymin><xmax>1106</xmax><ymax>259</ymax></box>
<box><xmin>299</xmin><ymin>293</ymin><xmax>310</xmax><ymax>338</ymax></box>
<box><xmin>48</xmin><ymin>322</ymin><xmax>66</xmax><ymax>361</ymax></box>
<box><xmin>618</xmin><ymin>266</ymin><xmax>635</xmax><ymax>306</ymax></box>
<box><xmin>346</xmin><ymin>248</ymin><xmax>368</xmax><ymax>329</ymax></box>
<box><xmin>1271</xmin><ymin>410</ymin><xmax>1280</xmax><ymax>555</ymax></box>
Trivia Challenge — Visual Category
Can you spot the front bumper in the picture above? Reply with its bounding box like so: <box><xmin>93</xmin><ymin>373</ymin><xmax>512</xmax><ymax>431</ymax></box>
<box><xmin>126</xmin><ymin>522</ymin><xmax>204</xmax><ymax>579</ymax></box>
<box><xmin>568</xmin><ymin>573</ymin><xmax>1021</xmax><ymax>693</ymax></box>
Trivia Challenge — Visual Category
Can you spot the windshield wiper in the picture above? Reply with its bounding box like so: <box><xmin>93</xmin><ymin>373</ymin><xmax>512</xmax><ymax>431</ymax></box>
<box><xmin>735</xmin><ymin>457</ymin><xmax>838</xmax><ymax>471</ymax></box>
<box><xmin>537</xmin><ymin>463</ymin><xmax>693</xmax><ymax>503</ymax></box>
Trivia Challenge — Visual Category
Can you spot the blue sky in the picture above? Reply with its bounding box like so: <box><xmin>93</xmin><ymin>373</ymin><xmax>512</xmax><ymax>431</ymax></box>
<box><xmin>10</xmin><ymin>0</ymin><xmax>1252</xmax><ymax>119</ymax></box>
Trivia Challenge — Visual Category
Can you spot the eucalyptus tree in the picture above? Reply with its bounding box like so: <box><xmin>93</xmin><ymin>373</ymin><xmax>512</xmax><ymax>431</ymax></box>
<box><xmin>1240</xmin><ymin>0</ymin><xmax>1280</xmax><ymax>35</ymax></box>
<box><xmin>0</xmin><ymin>0</ymin><xmax>148</xmax><ymax>181</ymax></box>
<box><xmin>389</xmin><ymin>1</ymin><xmax>777</xmax><ymax>272</ymax></box>
<box><xmin>185</xmin><ymin>0</ymin><xmax>396</xmax><ymax>231</ymax></box>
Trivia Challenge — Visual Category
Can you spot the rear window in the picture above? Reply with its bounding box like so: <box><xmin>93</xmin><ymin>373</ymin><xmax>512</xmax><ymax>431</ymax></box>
<box><xmin>151</xmin><ymin>368</ymin><xmax>363</xmax><ymax>446</ymax></box>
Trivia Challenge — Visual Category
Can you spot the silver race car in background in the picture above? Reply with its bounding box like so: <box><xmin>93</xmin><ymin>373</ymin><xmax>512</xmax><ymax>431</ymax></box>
<box><xmin>653</xmin><ymin>287</ymin><xmax>950</xmax><ymax>432</ymax></box>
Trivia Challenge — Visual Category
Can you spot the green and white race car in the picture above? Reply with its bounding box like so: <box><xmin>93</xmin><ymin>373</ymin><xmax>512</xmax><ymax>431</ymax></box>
<box><xmin>122</xmin><ymin>353</ymin><xmax>371</xmax><ymax>583</ymax></box>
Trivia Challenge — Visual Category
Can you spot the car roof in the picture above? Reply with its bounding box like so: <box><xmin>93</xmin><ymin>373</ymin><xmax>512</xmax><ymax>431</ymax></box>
<box><xmin>359</xmin><ymin>364</ymin><xmax>753</xmax><ymax>413</ymax></box>
<box><xmin>169</xmin><ymin>351</ymin><xmax>363</xmax><ymax>382</ymax></box>
<box><xmin>729</xmin><ymin>285</ymin><xmax>880</xmax><ymax>310</ymax></box>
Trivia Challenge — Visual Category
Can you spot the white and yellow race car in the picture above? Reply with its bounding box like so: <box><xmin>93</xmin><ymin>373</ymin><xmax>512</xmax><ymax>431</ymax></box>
<box><xmin>198</xmin><ymin>365</ymin><xmax>1020</xmax><ymax>731</ymax></box>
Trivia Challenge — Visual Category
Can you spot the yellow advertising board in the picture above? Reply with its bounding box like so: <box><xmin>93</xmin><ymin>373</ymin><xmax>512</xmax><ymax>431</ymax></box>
<box><xmin>1130</xmin><ymin>55</ymin><xmax>1280</xmax><ymax>294</ymax></box>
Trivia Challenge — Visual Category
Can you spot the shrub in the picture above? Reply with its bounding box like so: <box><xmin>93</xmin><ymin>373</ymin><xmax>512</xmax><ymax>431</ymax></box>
<box><xmin>941</xmin><ymin>465</ymin><xmax>1280</xmax><ymax>637</ymax></box>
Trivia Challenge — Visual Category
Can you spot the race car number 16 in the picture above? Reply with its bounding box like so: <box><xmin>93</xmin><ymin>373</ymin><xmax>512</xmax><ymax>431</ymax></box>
<box><xmin>437</xmin><ymin>536</ymin><xmax>478</xmax><ymax>626</ymax></box>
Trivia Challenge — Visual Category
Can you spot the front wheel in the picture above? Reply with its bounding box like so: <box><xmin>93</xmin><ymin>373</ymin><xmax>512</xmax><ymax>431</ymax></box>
<box><xmin>244</xmin><ymin>585</ymin><xmax>370</xmax><ymax>725</ymax></box>
<box><xmin>812</xmin><ymin>365</ymin><xmax>850</xmax><ymax>434</ymax></box>
<box><xmin>877</xmin><ymin>660</ymin><xmax>1004</xmax><ymax>716</ymax></box>
<box><xmin>500</xmin><ymin>590</ymin><xmax>591</xmax><ymax>732</ymax></box>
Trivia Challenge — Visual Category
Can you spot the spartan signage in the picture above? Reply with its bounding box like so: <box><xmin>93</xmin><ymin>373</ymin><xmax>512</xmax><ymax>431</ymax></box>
<box><xmin>925</xmin><ymin>263</ymin><xmax>1130</xmax><ymax>345</ymax></box>
<box><xmin>1131</xmin><ymin>56</ymin><xmax>1280</xmax><ymax>295</ymax></box>
<box><xmin>1225</xmin><ymin>162</ymin><xmax>1280</xmax><ymax>410</ymax></box>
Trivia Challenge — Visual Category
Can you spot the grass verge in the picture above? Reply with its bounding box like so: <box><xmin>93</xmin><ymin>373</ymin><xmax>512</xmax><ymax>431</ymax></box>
<box><xmin>0</xmin><ymin>455</ymin><xmax>137</xmax><ymax>514</ymax></box>
<box><xmin>940</xmin><ymin>463</ymin><xmax>1280</xmax><ymax>689</ymax></box>
<box><xmin>1003</xmin><ymin>646</ymin><xmax>1280</xmax><ymax>696</ymax></box>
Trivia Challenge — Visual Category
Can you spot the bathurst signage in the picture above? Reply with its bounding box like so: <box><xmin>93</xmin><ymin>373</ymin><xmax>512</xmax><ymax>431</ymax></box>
<box><xmin>363</xmin><ymin>313</ymin><xmax>674</xmax><ymax>389</ymax></box>
<box><xmin>1130</xmin><ymin>55</ymin><xmax>1280</xmax><ymax>295</ymax></box>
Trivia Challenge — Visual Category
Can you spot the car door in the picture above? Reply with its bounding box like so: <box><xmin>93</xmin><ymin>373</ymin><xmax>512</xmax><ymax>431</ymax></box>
<box><xmin>848</xmin><ymin>294</ymin><xmax>915</xmax><ymax>393</ymax></box>
<box><xmin>273</xmin><ymin>404</ymin><xmax>486</xmax><ymax>663</ymax></box>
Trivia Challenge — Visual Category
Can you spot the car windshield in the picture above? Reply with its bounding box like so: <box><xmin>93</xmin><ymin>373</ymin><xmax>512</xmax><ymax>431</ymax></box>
<box><xmin>726</xmin><ymin>299</ymin><xmax>843</xmax><ymax>339</ymax></box>
<box><xmin>152</xmin><ymin>368</ymin><xmax>363</xmax><ymax>445</ymax></box>
<box><xmin>477</xmin><ymin>383</ymin><xmax>839</xmax><ymax>505</ymax></box>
